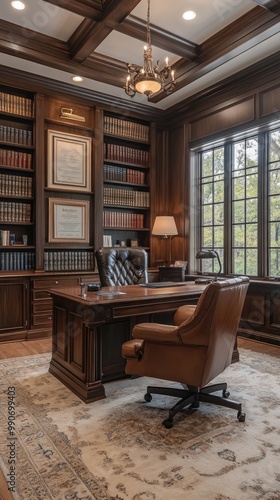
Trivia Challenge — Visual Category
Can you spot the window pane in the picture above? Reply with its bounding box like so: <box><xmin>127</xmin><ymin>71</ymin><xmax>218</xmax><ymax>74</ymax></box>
<box><xmin>233</xmin><ymin>142</ymin><xmax>245</xmax><ymax>170</ymax></box>
<box><xmin>269</xmin><ymin>222</ymin><xmax>280</xmax><ymax>247</ymax></box>
<box><xmin>202</xmin><ymin>151</ymin><xmax>213</xmax><ymax>177</ymax></box>
<box><xmin>214</xmin><ymin>203</ymin><xmax>224</xmax><ymax>224</ymax></box>
<box><xmin>246</xmin><ymin>139</ymin><xmax>258</xmax><ymax>167</ymax></box>
<box><xmin>202</xmin><ymin>183</ymin><xmax>213</xmax><ymax>204</ymax></box>
<box><xmin>202</xmin><ymin>227</ymin><xmax>213</xmax><ymax>247</ymax></box>
<box><xmin>203</xmin><ymin>205</ymin><xmax>212</xmax><ymax>225</ymax></box>
<box><xmin>269</xmin><ymin>130</ymin><xmax>280</xmax><ymax>162</ymax></box>
<box><xmin>246</xmin><ymin>173</ymin><xmax>258</xmax><ymax>198</ymax></box>
<box><xmin>246</xmin><ymin>199</ymin><xmax>258</xmax><ymax>223</ymax></box>
<box><xmin>269</xmin><ymin>249</ymin><xmax>280</xmax><ymax>276</ymax></box>
<box><xmin>246</xmin><ymin>249</ymin><xmax>258</xmax><ymax>275</ymax></box>
<box><xmin>214</xmin><ymin>181</ymin><xmax>224</xmax><ymax>203</ymax></box>
<box><xmin>214</xmin><ymin>227</ymin><xmax>224</xmax><ymax>247</ymax></box>
<box><xmin>233</xmin><ymin>249</ymin><xmax>245</xmax><ymax>274</ymax></box>
<box><xmin>246</xmin><ymin>223</ymin><xmax>258</xmax><ymax>246</ymax></box>
<box><xmin>269</xmin><ymin>195</ymin><xmax>280</xmax><ymax>221</ymax></box>
<box><xmin>213</xmin><ymin>148</ymin><xmax>224</xmax><ymax>174</ymax></box>
<box><xmin>269</xmin><ymin>170</ymin><xmax>280</xmax><ymax>195</ymax></box>
<box><xmin>233</xmin><ymin>224</ymin><xmax>245</xmax><ymax>247</ymax></box>
<box><xmin>233</xmin><ymin>200</ymin><xmax>245</xmax><ymax>223</ymax></box>
<box><xmin>233</xmin><ymin>176</ymin><xmax>245</xmax><ymax>200</ymax></box>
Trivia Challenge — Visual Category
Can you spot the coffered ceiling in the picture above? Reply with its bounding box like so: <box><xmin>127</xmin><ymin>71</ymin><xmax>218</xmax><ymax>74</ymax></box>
<box><xmin>1</xmin><ymin>0</ymin><xmax>280</xmax><ymax>110</ymax></box>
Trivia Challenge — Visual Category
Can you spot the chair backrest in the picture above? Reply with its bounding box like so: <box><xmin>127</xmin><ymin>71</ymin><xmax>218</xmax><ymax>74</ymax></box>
<box><xmin>95</xmin><ymin>247</ymin><xmax>148</xmax><ymax>286</ymax></box>
<box><xmin>178</xmin><ymin>276</ymin><xmax>249</xmax><ymax>386</ymax></box>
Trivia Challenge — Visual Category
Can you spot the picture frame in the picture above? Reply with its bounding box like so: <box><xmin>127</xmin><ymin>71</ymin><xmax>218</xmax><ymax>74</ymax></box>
<box><xmin>130</xmin><ymin>239</ymin><xmax>138</xmax><ymax>247</ymax></box>
<box><xmin>48</xmin><ymin>198</ymin><xmax>89</xmax><ymax>243</ymax></box>
<box><xmin>47</xmin><ymin>130</ymin><xmax>91</xmax><ymax>192</ymax></box>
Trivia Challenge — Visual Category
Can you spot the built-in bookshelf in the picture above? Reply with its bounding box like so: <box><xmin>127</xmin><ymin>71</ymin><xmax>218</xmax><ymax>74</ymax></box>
<box><xmin>0</xmin><ymin>86</ymin><xmax>35</xmax><ymax>267</ymax></box>
<box><xmin>103</xmin><ymin>113</ymin><xmax>151</xmax><ymax>249</ymax></box>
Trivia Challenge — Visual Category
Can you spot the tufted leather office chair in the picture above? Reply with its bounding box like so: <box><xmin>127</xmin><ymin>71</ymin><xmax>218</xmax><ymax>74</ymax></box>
<box><xmin>122</xmin><ymin>276</ymin><xmax>249</xmax><ymax>428</ymax></box>
<box><xmin>95</xmin><ymin>247</ymin><xmax>148</xmax><ymax>286</ymax></box>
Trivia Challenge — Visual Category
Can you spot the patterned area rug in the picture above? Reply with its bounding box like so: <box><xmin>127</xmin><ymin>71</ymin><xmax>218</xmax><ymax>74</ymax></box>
<box><xmin>0</xmin><ymin>349</ymin><xmax>279</xmax><ymax>500</ymax></box>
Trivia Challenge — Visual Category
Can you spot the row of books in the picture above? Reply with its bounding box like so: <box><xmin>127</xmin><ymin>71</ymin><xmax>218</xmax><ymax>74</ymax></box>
<box><xmin>0</xmin><ymin>251</ymin><xmax>35</xmax><ymax>271</ymax></box>
<box><xmin>0</xmin><ymin>149</ymin><xmax>33</xmax><ymax>169</ymax></box>
<box><xmin>105</xmin><ymin>143</ymin><xmax>149</xmax><ymax>167</ymax></box>
<box><xmin>0</xmin><ymin>125</ymin><xmax>32</xmax><ymax>146</ymax></box>
<box><xmin>44</xmin><ymin>251</ymin><xmax>94</xmax><ymax>272</ymax></box>
<box><xmin>103</xmin><ymin>187</ymin><xmax>150</xmax><ymax>207</ymax></box>
<box><xmin>0</xmin><ymin>92</ymin><xmax>33</xmax><ymax>117</ymax></box>
<box><xmin>0</xmin><ymin>201</ymin><xmax>32</xmax><ymax>222</ymax></box>
<box><xmin>104</xmin><ymin>116</ymin><xmax>149</xmax><ymax>142</ymax></box>
<box><xmin>103</xmin><ymin>211</ymin><xmax>145</xmax><ymax>229</ymax></box>
<box><xmin>0</xmin><ymin>174</ymin><xmax>32</xmax><ymax>197</ymax></box>
<box><xmin>104</xmin><ymin>165</ymin><xmax>145</xmax><ymax>184</ymax></box>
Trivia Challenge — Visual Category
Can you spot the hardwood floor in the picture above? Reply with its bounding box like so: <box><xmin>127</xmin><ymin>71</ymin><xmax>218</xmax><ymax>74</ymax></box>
<box><xmin>0</xmin><ymin>337</ymin><xmax>279</xmax><ymax>360</ymax></box>
<box><xmin>0</xmin><ymin>338</ymin><xmax>52</xmax><ymax>359</ymax></box>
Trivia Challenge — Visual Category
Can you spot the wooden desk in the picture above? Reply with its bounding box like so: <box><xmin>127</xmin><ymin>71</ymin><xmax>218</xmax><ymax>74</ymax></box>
<box><xmin>49</xmin><ymin>282</ymin><xmax>209</xmax><ymax>403</ymax></box>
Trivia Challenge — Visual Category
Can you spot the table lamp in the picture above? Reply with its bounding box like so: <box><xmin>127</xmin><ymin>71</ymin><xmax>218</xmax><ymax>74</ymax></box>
<box><xmin>152</xmin><ymin>216</ymin><xmax>178</xmax><ymax>265</ymax></box>
<box><xmin>195</xmin><ymin>249</ymin><xmax>222</xmax><ymax>282</ymax></box>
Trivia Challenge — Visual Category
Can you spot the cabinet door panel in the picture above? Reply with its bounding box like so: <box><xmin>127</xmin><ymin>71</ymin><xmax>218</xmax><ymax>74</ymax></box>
<box><xmin>0</xmin><ymin>280</ymin><xmax>27</xmax><ymax>332</ymax></box>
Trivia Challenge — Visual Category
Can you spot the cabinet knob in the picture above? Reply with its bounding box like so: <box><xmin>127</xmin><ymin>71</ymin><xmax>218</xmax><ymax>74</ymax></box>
<box><xmin>55</xmin><ymin>281</ymin><xmax>58</xmax><ymax>284</ymax></box>
<box><xmin>48</xmin><ymin>316</ymin><xmax>52</xmax><ymax>320</ymax></box>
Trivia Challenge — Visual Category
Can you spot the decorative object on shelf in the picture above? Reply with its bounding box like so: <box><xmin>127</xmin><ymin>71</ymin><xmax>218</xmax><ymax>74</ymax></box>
<box><xmin>152</xmin><ymin>216</ymin><xmax>178</xmax><ymax>265</ymax></box>
<box><xmin>59</xmin><ymin>107</ymin><xmax>85</xmax><ymax>123</ymax></box>
<box><xmin>130</xmin><ymin>239</ymin><xmax>138</xmax><ymax>247</ymax></box>
<box><xmin>47</xmin><ymin>130</ymin><xmax>91</xmax><ymax>192</ymax></box>
<box><xmin>195</xmin><ymin>249</ymin><xmax>222</xmax><ymax>282</ymax></box>
<box><xmin>124</xmin><ymin>0</ymin><xmax>176</xmax><ymax>99</ymax></box>
<box><xmin>48</xmin><ymin>198</ymin><xmax>89</xmax><ymax>243</ymax></box>
<box><xmin>22</xmin><ymin>234</ymin><xmax>28</xmax><ymax>246</ymax></box>
<box><xmin>174</xmin><ymin>260</ymin><xmax>188</xmax><ymax>269</ymax></box>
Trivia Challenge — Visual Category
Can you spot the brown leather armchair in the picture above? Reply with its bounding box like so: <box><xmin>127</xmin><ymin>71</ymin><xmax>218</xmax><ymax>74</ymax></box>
<box><xmin>95</xmin><ymin>247</ymin><xmax>148</xmax><ymax>286</ymax></box>
<box><xmin>122</xmin><ymin>276</ymin><xmax>249</xmax><ymax>428</ymax></box>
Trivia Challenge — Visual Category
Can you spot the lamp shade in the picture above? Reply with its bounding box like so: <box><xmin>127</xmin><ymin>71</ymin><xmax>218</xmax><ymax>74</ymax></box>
<box><xmin>152</xmin><ymin>216</ymin><xmax>178</xmax><ymax>236</ymax></box>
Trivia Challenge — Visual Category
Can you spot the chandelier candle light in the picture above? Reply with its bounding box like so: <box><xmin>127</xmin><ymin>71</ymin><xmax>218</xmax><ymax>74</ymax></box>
<box><xmin>125</xmin><ymin>0</ymin><xmax>176</xmax><ymax>98</ymax></box>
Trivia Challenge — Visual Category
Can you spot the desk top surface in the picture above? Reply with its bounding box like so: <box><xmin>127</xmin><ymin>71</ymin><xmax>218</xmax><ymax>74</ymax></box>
<box><xmin>49</xmin><ymin>281</ymin><xmax>207</xmax><ymax>306</ymax></box>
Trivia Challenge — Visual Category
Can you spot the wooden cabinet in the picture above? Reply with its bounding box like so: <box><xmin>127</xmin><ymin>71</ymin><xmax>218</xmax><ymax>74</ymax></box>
<box><xmin>239</xmin><ymin>281</ymin><xmax>280</xmax><ymax>345</ymax></box>
<box><xmin>102</xmin><ymin>113</ymin><xmax>152</xmax><ymax>252</ymax></box>
<box><xmin>0</xmin><ymin>277</ymin><xmax>29</xmax><ymax>341</ymax></box>
<box><xmin>0</xmin><ymin>86</ymin><xmax>35</xmax><ymax>271</ymax></box>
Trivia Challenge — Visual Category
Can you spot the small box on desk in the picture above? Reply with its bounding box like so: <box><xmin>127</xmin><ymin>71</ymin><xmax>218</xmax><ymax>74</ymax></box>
<box><xmin>159</xmin><ymin>266</ymin><xmax>185</xmax><ymax>282</ymax></box>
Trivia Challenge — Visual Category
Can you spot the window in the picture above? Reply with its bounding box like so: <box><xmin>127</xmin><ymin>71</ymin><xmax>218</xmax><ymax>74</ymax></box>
<box><xmin>195</xmin><ymin>127</ymin><xmax>280</xmax><ymax>278</ymax></box>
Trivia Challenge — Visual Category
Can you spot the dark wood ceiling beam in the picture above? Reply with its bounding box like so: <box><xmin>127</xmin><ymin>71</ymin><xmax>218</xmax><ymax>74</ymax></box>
<box><xmin>116</xmin><ymin>15</ymin><xmax>199</xmax><ymax>60</ymax></box>
<box><xmin>251</xmin><ymin>0</ymin><xmax>280</xmax><ymax>14</ymax></box>
<box><xmin>42</xmin><ymin>0</ymin><xmax>105</xmax><ymax>20</ymax></box>
<box><xmin>69</xmin><ymin>0</ymin><xmax>141</xmax><ymax>62</ymax></box>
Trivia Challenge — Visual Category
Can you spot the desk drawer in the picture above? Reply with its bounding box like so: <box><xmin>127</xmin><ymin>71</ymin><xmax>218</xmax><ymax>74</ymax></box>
<box><xmin>32</xmin><ymin>313</ymin><xmax>52</xmax><ymax>326</ymax></box>
<box><xmin>32</xmin><ymin>301</ymin><xmax>52</xmax><ymax>314</ymax></box>
<box><xmin>33</xmin><ymin>277</ymin><xmax>80</xmax><ymax>289</ymax></box>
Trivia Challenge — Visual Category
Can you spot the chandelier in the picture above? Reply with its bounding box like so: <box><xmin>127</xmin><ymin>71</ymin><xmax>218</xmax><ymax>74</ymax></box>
<box><xmin>124</xmin><ymin>0</ymin><xmax>176</xmax><ymax>98</ymax></box>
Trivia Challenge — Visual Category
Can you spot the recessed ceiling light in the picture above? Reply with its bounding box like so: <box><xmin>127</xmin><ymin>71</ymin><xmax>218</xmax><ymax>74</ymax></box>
<box><xmin>183</xmin><ymin>10</ymin><xmax>196</xmax><ymax>21</ymax></box>
<box><xmin>71</xmin><ymin>76</ymin><xmax>84</xmax><ymax>83</ymax></box>
<box><xmin>10</xmin><ymin>0</ymin><xmax>26</xmax><ymax>10</ymax></box>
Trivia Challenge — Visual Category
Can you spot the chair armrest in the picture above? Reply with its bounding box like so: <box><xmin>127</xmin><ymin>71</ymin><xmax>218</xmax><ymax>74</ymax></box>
<box><xmin>173</xmin><ymin>304</ymin><xmax>196</xmax><ymax>326</ymax></box>
<box><xmin>132</xmin><ymin>323</ymin><xmax>180</xmax><ymax>343</ymax></box>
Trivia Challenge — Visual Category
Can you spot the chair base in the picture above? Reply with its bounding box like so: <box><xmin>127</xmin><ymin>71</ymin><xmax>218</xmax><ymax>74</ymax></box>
<box><xmin>144</xmin><ymin>382</ymin><xmax>245</xmax><ymax>428</ymax></box>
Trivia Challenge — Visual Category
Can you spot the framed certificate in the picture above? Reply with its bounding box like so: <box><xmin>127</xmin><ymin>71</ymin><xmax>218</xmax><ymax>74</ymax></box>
<box><xmin>48</xmin><ymin>198</ymin><xmax>90</xmax><ymax>243</ymax></box>
<box><xmin>47</xmin><ymin>130</ymin><xmax>91</xmax><ymax>192</ymax></box>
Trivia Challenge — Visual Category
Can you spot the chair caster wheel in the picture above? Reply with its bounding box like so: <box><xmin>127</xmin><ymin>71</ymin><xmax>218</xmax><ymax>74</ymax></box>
<box><xmin>163</xmin><ymin>419</ymin><xmax>173</xmax><ymax>429</ymax></box>
<box><xmin>223</xmin><ymin>389</ymin><xmax>230</xmax><ymax>398</ymax></box>
<box><xmin>237</xmin><ymin>411</ymin><xmax>246</xmax><ymax>422</ymax></box>
<box><xmin>144</xmin><ymin>393</ymin><xmax>152</xmax><ymax>402</ymax></box>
